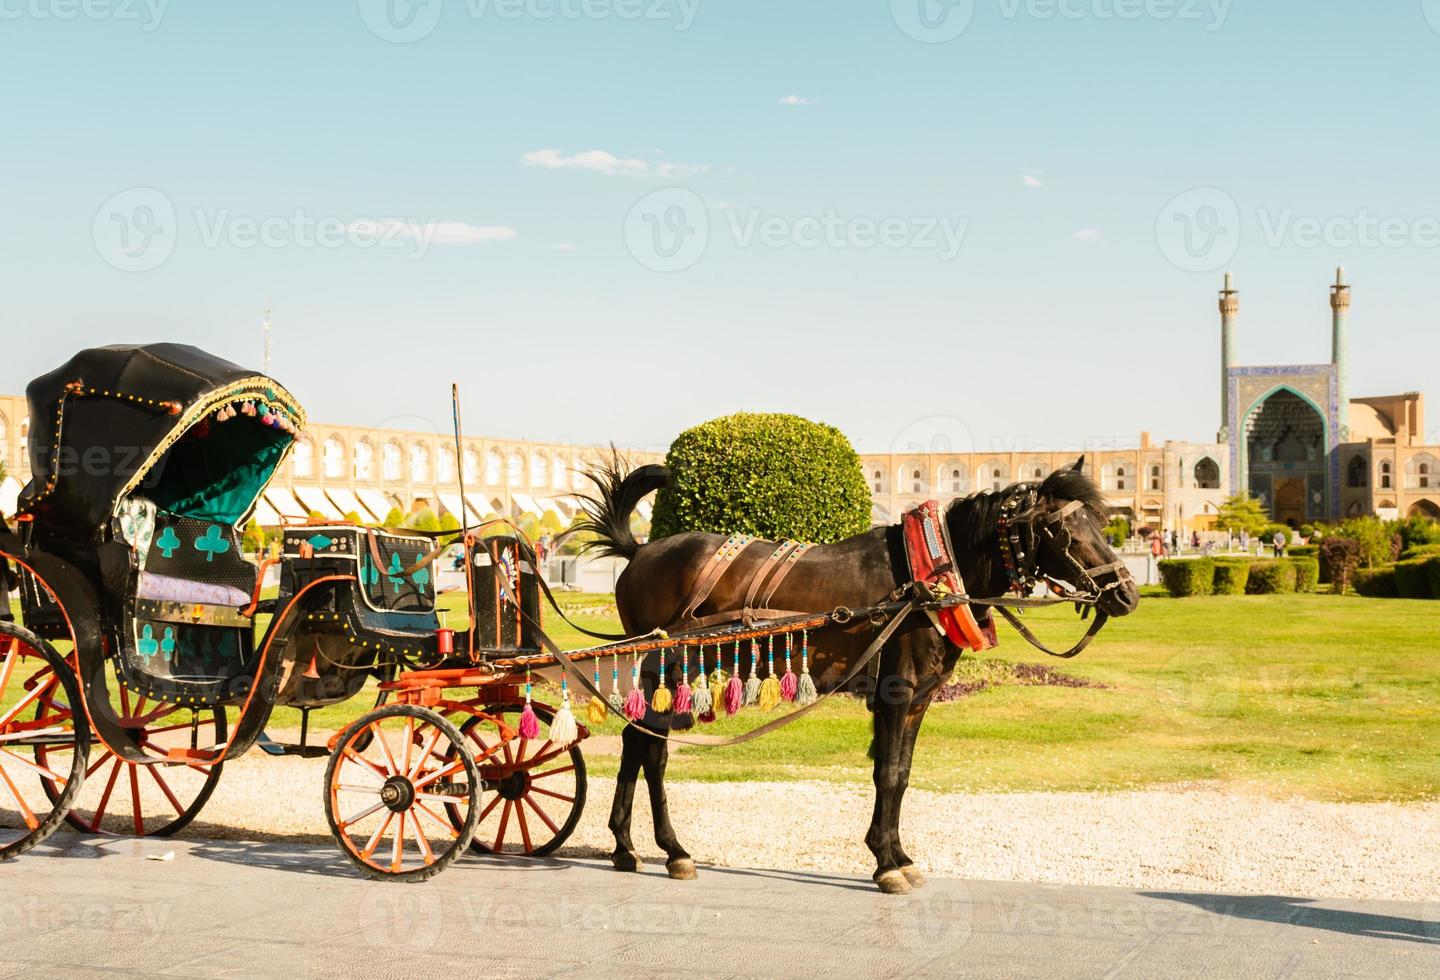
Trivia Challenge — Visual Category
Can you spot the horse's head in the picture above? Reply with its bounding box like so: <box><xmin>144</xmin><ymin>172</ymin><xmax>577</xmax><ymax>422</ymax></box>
<box><xmin>994</xmin><ymin>457</ymin><xmax>1140</xmax><ymax>618</ymax></box>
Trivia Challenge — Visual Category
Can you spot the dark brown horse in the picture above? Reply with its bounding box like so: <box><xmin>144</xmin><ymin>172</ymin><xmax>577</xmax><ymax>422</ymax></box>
<box><xmin>576</xmin><ymin>457</ymin><xmax>1139</xmax><ymax>894</ymax></box>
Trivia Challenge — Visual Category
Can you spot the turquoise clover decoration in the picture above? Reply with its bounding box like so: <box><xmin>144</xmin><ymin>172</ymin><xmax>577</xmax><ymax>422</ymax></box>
<box><xmin>160</xmin><ymin>627</ymin><xmax>176</xmax><ymax>662</ymax></box>
<box><xmin>195</xmin><ymin>525</ymin><xmax>231</xmax><ymax>562</ymax></box>
<box><xmin>386</xmin><ymin>553</ymin><xmax>405</xmax><ymax>590</ymax></box>
<box><xmin>156</xmin><ymin>527</ymin><xmax>181</xmax><ymax>559</ymax></box>
<box><xmin>360</xmin><ymin>554</ymin><xmax>380</xmax><ymax>587</ymax></box>
<box><xmin>138</xmin><ymin>625</ymin><xmax>159</xmax><ymax>659</ymax></box>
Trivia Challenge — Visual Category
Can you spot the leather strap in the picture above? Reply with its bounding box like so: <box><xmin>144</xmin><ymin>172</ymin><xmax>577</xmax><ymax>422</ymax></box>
<box><xmin>672</xmin><ymin>534</ymin><xmax>752</xmax><ymax>627</ymax></box>
<box><xmin>741</xmin><ymin>541</ymin><xmax>797</xmax><ymax>614</ymax></box>
<box><xmin>993</xmin><ymin>605</ymin><xmax>1108</xmax><ymax>659</ymax></box>
<box><xmin>756</xmin><ymin>542</ymin><xmax>812</xmax><ymax>614</ymax></box>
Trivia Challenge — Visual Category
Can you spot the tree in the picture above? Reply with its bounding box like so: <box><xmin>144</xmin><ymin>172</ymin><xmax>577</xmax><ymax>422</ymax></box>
<box><xmin>382</xmin><ymin>507</ymin><xmax>405</xmax><ymax>529</ymax></box>
<box><xmin>241</xmin><ymin>518</ymin><xmax>264</xmax><ymax>555</ymax></box>
<box><xmin>1104</xmin><ymin>516</ymin><xmax>1130</xmax><ymax>548</ymax></box>
<box><xmin>439</xmin><ymin>511</ymin><xmax>461</xmax><ymax>546</ymax></box>
<box><xmin>650</xmin><ymin>412</ymin><xmax>872</xmax><ymax>543</ymax></box>
<box><xmin>343</xmin><ymin>510</ymin><xmax>364</xmax><ymax>526</ymax></box>
<box><xmin>1214</xmin><ymin>494</ymin><xmax>1269</xmax><ymax>536</ymax></box>
<box><xmin>410</xmin><ymin>507</ymin><xmax>441</xmax><ymax>534</ymax></box>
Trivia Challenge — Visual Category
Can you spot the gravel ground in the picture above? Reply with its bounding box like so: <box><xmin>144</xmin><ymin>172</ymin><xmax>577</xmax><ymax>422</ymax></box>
<box><xmin>180</xmin><ymin>752</ymin><xmax>1439</xmax><ymax>902</ymax></box>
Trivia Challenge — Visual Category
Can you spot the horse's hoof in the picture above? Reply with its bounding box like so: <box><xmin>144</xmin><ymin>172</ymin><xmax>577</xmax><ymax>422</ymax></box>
<box><xmin>873</xmin><ymin>870</ymin><xmax>913</xmax><ymax>895</ymax></box>
<box><xmin>611</xmin><ymin>851</ymin><xmax>643</xmax><ymax>873</ymax></box>
<box><xmin>666</xmin><ymin>857</ymin><xmax>697</xmax><ymax>880</ymax></box>
<box><xmin>899</xmin><ymin>865</ymin><xmax>927</xmax><ymax>888</ymax></box>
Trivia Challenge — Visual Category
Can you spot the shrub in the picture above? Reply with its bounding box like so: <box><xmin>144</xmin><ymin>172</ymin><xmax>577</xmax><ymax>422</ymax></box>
<box><xmin>1215</xmin><ymin>494</ymin><xmax>1269</xmax><ymax>536</ymax></box>
<box><xmin>1352</xmin><ymin>567</ymin><xmax>1398</xmax><ymax>597</ymax></box>
<box><xmin>1246</xmin><ymin>560</ymin><xmax>1297</xmax><ymax>595</ymax></box>
<box><xmin>1399</xmin><ymin>543</ymin><xmax>1440</xmax><ymax>561</ymax></box>
<box><xmin>409</xmin><ymin>507</ymin><xmax>441</xmax><ymax>533</ymax></box>
<box><xmin>1392</xmin><ymin>560</ymin><xmax>1434</xmax><ymax>599</ymax></box>
<box><xmin>1211</xmin><ymin>560</ymin><xmax>1250</xmax><ymax>595</ymax></box>
<box><xmin>439</xmin><ymin>511</ymin><xmax>461</xmax><ymax>546</ymax></box>
<box><xmin>1158</xmin><ymin>558</ymin><xmax>1215</xmax><ymax>597</ymax></box>
<box><xmin>651</xmin><ymin>413</ymin><xmax>872</xmax><ymax>543</ymax></box>
<box><xmin>241</xmin><ymin>519</ymin><xmax>264</xmax><ymax>555</ymax></box>
<box><xmin>1319</xmin><ymin>536</ymin><xmax>1361</xmax><ymax>591</ymax></box>
<box><xmin>1394</xmin><ymin>515</ymin><xmax>1440</xmax><ymax>551</ymax></box>
<box><xmin>1427</xmin><ymin>557</ymin><xmax>1440</xmax><ymax>600</ymax></box>
<box><xmin>1288</xmin><ymin>544</ymin><xmax>1318</xmax><ymax>558</ymax></box>
<box><xmin>1104</xmin><ymin>516</ymin><xmax>1130</xmax><ymax>548</ymax></box>
<box><xmin>382</xmin><ymin>507</ymin><xmax>405</xmax><ymax>528</ymax></box>
<box><xmin>1331</xmin><ymin>515</ymin><xmax>1394</xmax><ymax>569</ymax></box>
<box><xmin>1287</xmin><ymin>557</ymin><xmax>1320</xmax><ymax>593</ymax></box>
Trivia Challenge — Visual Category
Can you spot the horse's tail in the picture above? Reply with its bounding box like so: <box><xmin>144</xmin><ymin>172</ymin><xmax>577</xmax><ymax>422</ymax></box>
<box><xmin>575</xmin><ymin>450</ymin><xmax>670</xmax><ymax>559</ymax></box>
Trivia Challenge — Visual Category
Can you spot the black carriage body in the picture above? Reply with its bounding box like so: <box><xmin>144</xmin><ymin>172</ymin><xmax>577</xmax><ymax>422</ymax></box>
<box><xmin>275</xmin><ymin>525</ymin><xmax>444</xmax><ymax>707</ymax></box>
<box><xmin>468</xmin><ymin>535</ymin><xmax>542</xmax><ymax>655</ymax></box>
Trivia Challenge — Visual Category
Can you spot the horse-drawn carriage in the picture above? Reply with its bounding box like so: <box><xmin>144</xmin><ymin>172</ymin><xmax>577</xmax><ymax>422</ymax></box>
<box><xmin>0</xmin><ymin>344</ymin><xmax>583</xmax><ymax>878</ymax></box>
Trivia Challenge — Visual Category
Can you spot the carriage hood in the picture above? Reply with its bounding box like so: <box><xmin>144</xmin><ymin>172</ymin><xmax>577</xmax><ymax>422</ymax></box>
<box><xmin>18</xmin><ymin>343</ymin><xmax>306</xmax><ymax>537</ymax></box>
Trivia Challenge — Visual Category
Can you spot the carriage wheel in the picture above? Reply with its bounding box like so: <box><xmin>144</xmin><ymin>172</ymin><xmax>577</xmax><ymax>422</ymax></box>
<box><xmin>448</xmin><ymin>703</ymin><xmax>586</xmax><ymax>858</ymax></box>
<box><xmin>0</xmin><ymin>624</ymin><xmax>90</xmax><ymax>860</ymax></box>
<box><xmin>35</xmin><ymin>681</ymin><xmax>224</xmax><ymax>838</ymax></box>
<box><xmin>324</xmin><ymin>704</ymin><xmax>480</xmax><ymax>882</ymax></box>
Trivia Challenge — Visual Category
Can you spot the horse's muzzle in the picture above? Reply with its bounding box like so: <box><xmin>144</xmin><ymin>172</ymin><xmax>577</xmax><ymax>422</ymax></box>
<box><xmin>1100</xmin><ymin>570</ymin><xmax>1141</xmax><ymax>617</ymax></box>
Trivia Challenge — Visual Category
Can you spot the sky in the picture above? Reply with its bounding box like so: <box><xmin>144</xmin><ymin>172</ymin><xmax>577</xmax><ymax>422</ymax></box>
<box><xmin>3</xmin><ymin>0</ymin><xmax>1439</xmax><ymax>457</ymax></box>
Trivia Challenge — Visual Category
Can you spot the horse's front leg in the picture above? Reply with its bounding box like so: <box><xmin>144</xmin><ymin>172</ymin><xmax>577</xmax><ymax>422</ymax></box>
<box><xmin>866</xmin><ymin>671</ymin><xmax>913</xmax><ymax>894</ymax></box>
<box><xmin>637</xmin><ymin>719</ymin><xmax>696</xmax><ymax>879</ymax></box>
<box><xmin>607</xmin><ymin>725</ymin><xmax>645</xmax><ymax>872</ymax></box>
<box><xmin>889</xmin><ymin>694</ymin><xmax>934</xmax><ymax>888</ymax></box>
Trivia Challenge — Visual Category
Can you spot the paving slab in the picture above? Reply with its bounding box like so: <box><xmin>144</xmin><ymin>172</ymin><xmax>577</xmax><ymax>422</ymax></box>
<box><xmin>0</xmin><ymin>833</ymin><xmax>1433</xmax><ymax>979</ymax></box>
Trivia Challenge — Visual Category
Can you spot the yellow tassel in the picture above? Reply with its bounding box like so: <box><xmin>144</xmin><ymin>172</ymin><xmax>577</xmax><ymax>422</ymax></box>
<box><xmin>652</xmin><ymin>685</ymin><xmax>673</xmax><ymax>712</ymax></box>
<box><xmin>759</xmin><ymin>676</ymin><xmax>781</xmax><ymax>711</ymax></box>
<box><xmin>709</xmin><ymin>670</ymin><xmax>726</xmax><ymax>712</ymax></box>
<box><xmin>586</xmin><ymin>696</ymin><xmax>609</xmax><ymax>726</ymax></box>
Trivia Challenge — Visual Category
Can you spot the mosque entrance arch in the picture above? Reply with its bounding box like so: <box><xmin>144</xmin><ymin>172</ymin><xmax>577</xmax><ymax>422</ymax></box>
<box><xmin>1243</xmin><ymin>387</ymin><xmax>1328</xmax><ymax>524</ymax></box>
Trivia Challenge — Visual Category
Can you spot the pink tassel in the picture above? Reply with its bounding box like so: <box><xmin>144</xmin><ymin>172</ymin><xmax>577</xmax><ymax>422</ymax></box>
<box><xmin>781</xmin><ymin>670</ymin><xmax>798</xmax><ymax>702</ymax></box>
<box><xmin>624</xmin><ymin>686</ymin><xmax>647</xmax><ymax>721</ymax></box>
<box><xmin>518</xmin><ymin>703</ymin><xmax>540</xmax><ymax>740</ymax></box>
<box><xmin>724</xmin><ymin>675</ymin><xmax>743</xmax><ymax>716</ymax></box>
<box><xmin>673</xmin><ymin>680</ymin><xmax>692</xmax><ymax>714</ymax></box>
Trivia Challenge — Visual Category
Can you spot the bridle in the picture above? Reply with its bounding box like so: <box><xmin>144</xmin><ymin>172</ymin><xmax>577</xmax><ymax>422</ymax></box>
<box><xmin>981</xmin><ymin>484</ymin><xmax>1135</xmax><ymax>658</ymax></box>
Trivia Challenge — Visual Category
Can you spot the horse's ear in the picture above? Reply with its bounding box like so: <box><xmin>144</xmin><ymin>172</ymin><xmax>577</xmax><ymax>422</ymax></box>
<box><xmin>1071</xmin><ymin>455</ymin><xmax>1085</xmax><ymax>473</ymax></box>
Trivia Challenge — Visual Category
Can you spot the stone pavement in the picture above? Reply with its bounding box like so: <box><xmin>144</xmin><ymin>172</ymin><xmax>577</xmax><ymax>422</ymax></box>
<box><xmin>0</xmin><ymin>834</ymin><xmax>1434</xmax><ymax>978</ymax></box>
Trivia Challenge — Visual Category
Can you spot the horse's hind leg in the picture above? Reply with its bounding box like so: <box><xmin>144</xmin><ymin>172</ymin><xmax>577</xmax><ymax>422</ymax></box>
<box><xmin>866</xmin><ymin>682</ymin><xmax>912</xmax><ymax>894</ymax></box>
<box><xmin>889</xmin><ymin>698</ymin><xmax>933</xmax><ymax>888</ymax></box>
<box><xmin>638</xmin><ymin>724</ymin><xmax>696</xmax><ymax>879</ymax></box>
<box><xmin>607</xmin><ymin>726</ymin><xmax>645</xmax><ymax>872</ymax></box>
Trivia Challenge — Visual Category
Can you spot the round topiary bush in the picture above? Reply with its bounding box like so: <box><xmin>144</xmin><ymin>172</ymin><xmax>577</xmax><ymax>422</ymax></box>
<box><xmin>1392</xmin><ymin>559</ymin><xmax>1434</xmax><ymax>599</ymax></box>
<box><xmin>1287</xmin><ymin>557</ymin><xmax>1320</xmax><ymax>593</ymax></box>
<box><xmin>1158</xmin><ymin>558</ymin><xmax>1215</xmax><ymax>597</ymax></box>
<box><xmin>1353</xmin><ymin>566</ymin><xmax>1398</xmax><ymax>598</ymax></box>
<box><xmin>1212</xmin><ymin>560</ymin><xmax>1250</xmax><ymax>595</ymax></box>
<box><xmin>1246</xmin><ymin>560</ymin><xmax>1297</xmax><ymax>595</ymax></box>
<box><xmin>1288</xmin><ymin>544</ymin><xmax>1319</xmax><ymax>559</ymax></box>
<box><xmin>650</xmin><ymin>413</ymin><xmax>873</xmax><ymax>543</ymax></box>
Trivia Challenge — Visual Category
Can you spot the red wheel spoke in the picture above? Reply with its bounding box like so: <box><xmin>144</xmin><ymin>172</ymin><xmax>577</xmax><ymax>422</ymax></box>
<box><xmin>391</xmin><ymin>812</ymin><xmax>405</xmax><ymax>871</ymax></box>
<box><xmin>0</xmin><ymin>644</ymin><xmax>21</xmax><ymax>702</ymax></box>
<box><xmin>529</xmin><ymin>764</ymin><xmax>576</xmax><ymax>781</ymax></box>
<box><xmin>0</xmin><ymin>747</ymin><xmax>68</xmax><ymax>782</ymax></box>
<box><xmin>84</xmin><ymin>750</ymin><xmax>115</xmax><ymax>779</ymax></box>
<box><xmin>523</xmin><ymin>745</ymin><xmax>571</xmax><ymax>769</ymax></box>
<box><xmin>529</xmin><ymin>786</ymin><xmax>575</xmax><ymax>804</ymax></box>
<box><xmin>413</xmin><ymin>800</ymin><xmax>459</xmax><ymax>838</ymax></box>
<box><xmin>340</xmin><ymin>799</ymin><xmax>386</xmax><ymax>828</ymax></box>
<box><xmin>89</xmin><ymin>760</ymin><xmax>122</xmax><ymax>831</ymax></box>
<box><xmin>0</xmin><ymin>762</ymin><xmax>39</xmax><ymax>830</ymax></box>
<box><xmin>515</xmin><ymin>796</ymin><xmax>533</xmax><ymax>852</ymax></box>
<box><xmin>374</xmin><ymin>723</ymin><xmax>401</xmax><ymax>776</ymax></box>
<box><xmin>523</xmin><ymin>794</ymin><xmax>560</xmax><ymax>835</ymax></box>
<box><xmin>407</xmin><ymin>726</ymin><xmax>443</xmax><ymax>780</ymax></box>
<box><xmin>412</xmin><ymin>759</ymin><xmax>464</xmax><ymax>790</ymax></box>
<box><xmin>402</xmin><ymin>717</ymin><xmax>415</xmax><ymax>778</ymax></box>
<box><xmin>145</xmin><ymin>764</ymin><xmax>186</xmax><ymax>817</ymax></box>
<box><xmin>478</xmin><ymin>793</ymin><xmax>501</xmax><ymax>821</ymax></box>
<box><xmin>361</xmin><ymin>811</ymin><xmax>395</xmax><ymax>859</ymax></box>
<box><xmin>128</xmin><ymin>764</ymin><xmax>144</xmax><ymax>836</ymax></box>
<box><xmin>342</xmin><ymin>747</ymin><xmax>388</xmax><ymax>782</ymax></box>
<box><xmin>410</xmin><ymin>810</ymin><xmax>434</xmax><ymax>865</ymax></box>
<box><xmin>494</xmin><ymin>799</ymin><xmax>512</xmax><ymax>851</ymax></box>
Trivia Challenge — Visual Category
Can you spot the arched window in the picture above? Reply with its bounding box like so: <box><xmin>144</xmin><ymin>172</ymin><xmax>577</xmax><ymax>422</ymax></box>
<box><xmin>486</xmin><ymin>450</ymin><xmax>502</xmax><ymax>485</ymax></box>
<box><xmin>531</xmin><ymin>452</ymin><xmax>549</xmax><ymax>488</ymax></box>
<box><xmin>910</xmin><ymin>467</ymin><xmax>924</xmax><ymax>494</ymax></box>
<box><xmin>1422</xmin><ymin>463</ymin><xmax>1432</xmax><ymax>490</ymax></box>
<box><xmin>1405</xmin><ymin>454</ymin><xmax>1438</xmax><ymax>490</ymax></box>
<box><xmin>383</xmin><ymin>442</ymin><xmax>402</xmax><ymax>482</ymax></box>
<box><xmin>354</xmin><ymin>441</ymin><xmax>374</xmax><ymax>480</ymax></box>
<box><xmin>410</xmin><ymin>444</ymin><xmax>430</xmax><ymax>483</ymax></box>
<box><xmin>437</xmin><ymin>446</ymin><xmax>456</xmax><ymax>484</ymax></box>
<box><xmin>323</xmin><ymin>438</ymin><xmax>345</xmax><ymax>479</ymax></box>
<box><xmin>872</xmin><ymin>469</ymin><xmax>884</xmax><ymax>494</ymax></box>
<box><xmin>942</xmin><ymin>464</ymin><xmax>967</xmax><ymax>494</ymax></box>
<box><xmin>1380</xmin><ymin>460</ymin><xmax>1392</xmax><ymax>490</ymax></box>
<box><xmin>1346</xmin><ymin>455</ymin><xmax>1368</xmax><ymax>489</ymax></box>
<box><xmin>983</xmin><ymin>463</ymin><xmax>1007</xmax><ymax>491</ymax></box>
<box><xmin>1194</xmin><ymin>457</ymin><xmax>1220</xmax><ymax>489</ymax></box>
<box><xmin>1149</xmin><ymin>465</ymin><xmax>1162</xmax><ymax>491</ymax></box>
<box><xmin>1115</xmin><ymin>467</ymin><xmax>1126</xmax><ymax>491</ymax></box>
<box><xmin>293</xmin><ymin>439</ymin><xmax>315</xmax><ymax>478</ymax></box>
<box><xmin>463</xmin><ymin>448</ymin><xmax>479</xmax><ymax>483</ymax></box>
<box><xmin>506</xmin><ymin>451</ymin><xmax>524</xmax><ymax>486</ymax></box>
<box><xmin>18</xmin><ymin>418</ymin><xmax>27</xmax><ymax>457</ymax></box>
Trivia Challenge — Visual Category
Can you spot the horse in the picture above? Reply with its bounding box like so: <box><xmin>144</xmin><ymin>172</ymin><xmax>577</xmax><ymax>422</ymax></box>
<box><xmin>574</xmin><ymin>456</ymin><xmax>1140</xmax><ymax>894</ymax></box>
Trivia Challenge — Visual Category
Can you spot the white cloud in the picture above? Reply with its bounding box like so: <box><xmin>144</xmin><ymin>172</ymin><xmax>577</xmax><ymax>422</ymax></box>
<box><xmin>347</xmin><ymin>220</ymin><xmax>517</xmax><ymax>243</ymax></box>
<box><xmin>778</xmin><ymin>95</ymin><xmax>819</xmax><ymax>106</ymax></box>
<box><xmin>522</xmin><ymin>148</ymin><xmax>709</xmax><ymax>178</ymax></box>
<box><xmin>1073</xmin><ymin>228</ymin><xmax>1103</xmax><ymax>241</ymax></box>
<box><xmin>1022</xmin><ymin>171</ymin><xmax>1043</xmax><ymax>188</ymax></box>
<box><xmin>552</xmin><ymin>243</ymin><xmax>577</xmax><ymax>251</ymax></box>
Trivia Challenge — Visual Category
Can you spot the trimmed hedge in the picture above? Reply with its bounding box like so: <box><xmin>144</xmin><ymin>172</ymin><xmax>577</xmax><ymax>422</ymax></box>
<box><xmin>1157</xmin><ymin>558</ymin><xmax>1214</xmax><ymax>597</ymax></box>
<box><xmin>1246</xmin><ymin>560</ymin><xmax>1297</xmax><ymax>595</ymax></box>
<box><xmin>1211</xmin><ymin>561</ymin><xmax>1250</xmax><ymax>595</ymax></box>
<box><xmin>1287</xmin><ymin>557</ymin><xmax>1320</xmax><ymax>593</ymax></box>
<box><xmin>1399</xmin><ymin>543</ymin><xmax>1440</xmax><ymax>561</ymax></box>
<box><xmin>1353</xmin><ymin>567</ymin><xmax>1399</xmax><ymax>598</ymax></box>
<box><xmin>1288</xmin><ymin>544</ymin><xmax>1319</xmax><ymax>558</ymax></box>
<box><xmin>1427</xmin><ymin>557</ymin><xmax>1440</xmax><ymax>599</ymax></box>
<box><xmin>650</xmin><ymin>413</ymin><xmax>872</xmax><ymax>543</ymax></box>
<box><xmin>1393</xmin><ymin>559</ymin><xmax>1434</xmax><ymax>599</ymax></box>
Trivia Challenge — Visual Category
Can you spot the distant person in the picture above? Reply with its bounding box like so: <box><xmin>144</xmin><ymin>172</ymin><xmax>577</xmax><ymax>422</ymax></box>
<box><xmin>1192</xmin><ymin>530</ymin><xmax>1200</xmax><ymax>550</ymax></box>
<box><xmin>1273</xmin><ymin>530</ymin><xmax>1288</xmax><ymax>557</ymax></box>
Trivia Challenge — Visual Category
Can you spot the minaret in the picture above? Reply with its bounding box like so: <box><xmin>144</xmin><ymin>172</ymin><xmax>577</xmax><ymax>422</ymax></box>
<box><xmin>1330</xmin><ymin>268</ymin><xmax>1350</xmax><ymax>440</ymax></box>
<box><xmin>1219</xmin><ymin>271</ymin><xmax>1238</xmax><ymax>442</ymax></box>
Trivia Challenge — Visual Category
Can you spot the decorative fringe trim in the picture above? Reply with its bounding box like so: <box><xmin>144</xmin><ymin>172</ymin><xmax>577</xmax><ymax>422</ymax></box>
<box><xmin>780</xmin><ymin>670</ymin><xmax>798</xmax><ymax>702</ymax></box>
<box><xmin>587</xmin><ymin>695</ymin><xmax>610</xmax><ymax>726</ymax></box>
<box><xmin>724</xmin><ymin>675</ymin><xmax>744</xmax><ymax>716</ymax></box>
<box><xmin>709</xmin><ymin>670</ymin><xmax>726</xmax><ymax>716</ymax></box>
<box><xmin>796</xmin><ymin>672</ymin><xmax>818</xmax><ymax>706</ymax></box>
<box><xmin>652</xmin><ymin>685</ymin><xmax>673</xmax><ymax>713</ymax></box>
<box><xmin>519</xmin><ymin>703</ymin><xmax>541</xmax><ymax>740</ymax></box>
<box><xmin>691</xmin><ymin>679</ymin><xmax>713</xmax><ymax>721</ymax></box>
<box><xmin>673</xmin><ymin>679</ymin><xmax>692</xmax><ymax>714</ymax></box>
<box><xmin>759</xmin><ymin>676</ymin><xmax>781</xmax><ymax>712</ymax></box>
<box><xmin>548</xmin><ymin>700</ymin><xmax>579</xmax><ymax>745</ymax></box>
<box><xmin>607</xmin><ymin>692</ymin><xmax>625</xmax><ymax>713</ymax></box>
<box><xmin>623</xmin><ymin>686</ymin><xmax>647</xmax><ymax>721</ymax></box>
<box><xmin>744</xmin><ymin>674</ymin><xmax>760</xmax><ymax>707</ymax></box>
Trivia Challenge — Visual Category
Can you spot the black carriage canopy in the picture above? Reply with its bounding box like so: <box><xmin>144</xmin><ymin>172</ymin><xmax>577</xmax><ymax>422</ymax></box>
<box><xmin>19</xmin><ymin>343</ymin><xmax>305</xmax><ymax>534</ymax></box>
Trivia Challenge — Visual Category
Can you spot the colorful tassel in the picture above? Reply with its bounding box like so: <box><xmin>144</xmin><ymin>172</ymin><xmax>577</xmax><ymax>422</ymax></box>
<box><xmin>724</xmin><ymin>641</ymin><xmax>743</xmax><ymax>715</ymax></box>
<box><xmin>549</xmin><ymin>676</ymin><xmax>579</xmax><ymax>745</ymax></box>
<box><xmin>623</xmin><ymin>655</ymin><xmax>647</xmax><ymax>721</ymax></box>
<box><xmin>607</xmin><ymin>653</ymin><xmax>625</xmax><ymax>713</ymax></box>
<box><xmin>796</xmin><ymin>630</ymin><xmax>819</xmax><ymax>705</ymax></box>
<box><xmin>673</xmin><ymin>678</ymin><xmax>692</xmax><ymax>714</ymax></box>
<box><xmin>652</xmin><ymin>655</ymin><xmax>672</xmax><ymax>712</ymax></box>
<box><xmin>759</xmin><ymin>636</ymin><xmax>781</xmax><ymax>711</ymax></box>
<box><xmin>744</xmin><ymin>640</ymin><xmax>760</xmax><ymax>706</ymax></box>
<box><xmin>519</xmin><ymin>668</ymin><xmax>541</xmax><ymax>739</ymax></box>
<box><xmin>587</xmin><ymin>693</ymin><xmax>609</xmax><ymax>726</ymax></box>
<box><xmin>692</xmin><ymin>645</ymin><xmax>714</xmax><ymax>721</ymax></box>
<box><xmin>780</xmin><ymin>632</ymin><xmax>798</xmax><ymax>702</ymax></box>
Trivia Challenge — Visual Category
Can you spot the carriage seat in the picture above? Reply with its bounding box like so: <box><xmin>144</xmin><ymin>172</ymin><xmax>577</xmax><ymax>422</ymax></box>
<box><xmin>118</xmin><ymin>501</ymin><xmax>260</xmax><ymax>609</ymax></box>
